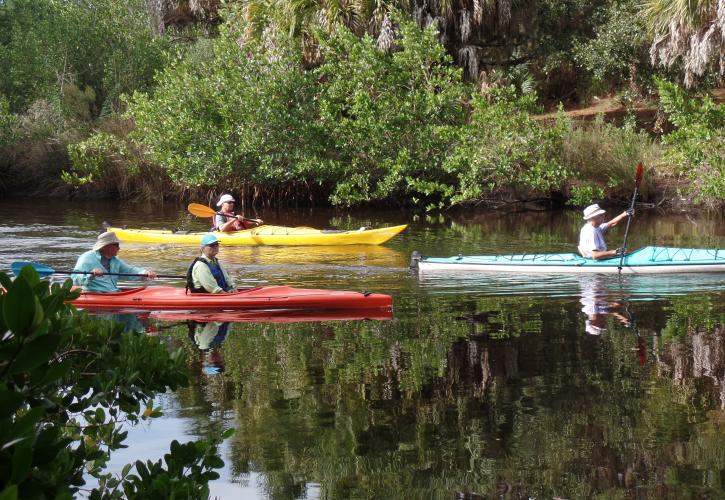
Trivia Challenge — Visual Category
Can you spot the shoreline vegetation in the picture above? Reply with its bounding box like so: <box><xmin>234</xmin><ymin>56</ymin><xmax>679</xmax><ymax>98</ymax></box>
<box><xmin>0</xmin><ymin>1</ymin><xmax>722</xmax><ymax>210</ymax></box>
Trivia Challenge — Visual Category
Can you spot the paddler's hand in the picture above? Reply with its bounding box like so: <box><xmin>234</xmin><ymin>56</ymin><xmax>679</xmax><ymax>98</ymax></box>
<box><xmin>145</xmin><ymin>271</ymin><xmax>157</xmax><ymax>280</ymax></box>
<box><xmin>91</xmin><ymin>268</ymin><xmax>105</xmax><ymax>277</ymax></box>
<box><xmin>252</xmin><ymin>218</ymin><xmax>263</xmax><ymax>225</ymax></box>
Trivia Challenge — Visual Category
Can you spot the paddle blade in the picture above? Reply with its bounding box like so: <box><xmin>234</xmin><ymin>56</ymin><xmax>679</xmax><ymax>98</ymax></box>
<box><xmin>11</xmin><ymin>261</ymin><xmax>54</xmax><ymax>277</ymax></box>
<box><xmin>188</xmin><ymin>203</ymin><xmax>216</xmax><ymax>218</ymax></box>
<box><xmin>635</xmin><ymin>162</ymin><xmax>644</xmax><ymax>188</ymax></box>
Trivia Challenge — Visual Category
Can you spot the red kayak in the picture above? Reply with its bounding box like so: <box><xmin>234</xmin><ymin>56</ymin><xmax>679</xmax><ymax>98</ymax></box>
<box><xmin>70</xmin><ymin>286</ymin><xmax>392</xmax><ymax>311</ymax></box>
<box><xmin>149</xmin><ymin>308</ymin><xmax>393</xmax><ymax>323</ymax></box>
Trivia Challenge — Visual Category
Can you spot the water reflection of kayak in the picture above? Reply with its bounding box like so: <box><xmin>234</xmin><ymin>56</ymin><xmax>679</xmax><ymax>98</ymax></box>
<box><xmin>109</xmin><ymin>224</ymin><xmax>408</xmax><ymax>246</ymax></box>
<box><xmin>70</xmin><ymin>286</ymin><xmax>393</xmax><ymax>311</ymax></box>
<box><xmin>412</xmin><ymin>246</ymin><xmax>725</xmax><ymax>274</ymax></box>
<box><xmin>150</xmin><ymin>308</ymin><xmax>393</xmax><ymax>323</ymax></box>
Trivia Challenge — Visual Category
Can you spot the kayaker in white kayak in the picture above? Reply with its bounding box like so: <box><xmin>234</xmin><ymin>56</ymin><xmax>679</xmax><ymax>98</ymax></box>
<box><xmin>578</xmin><ymin>203</ymin><xmax>633</xmax><ymax>260</ymax></box>
<box><xmin>187</xmin><ymin>234</ymin><xmax>236</xmax><ymax>293</ymax></box>
<box><xmin>71</xmin><ymin>231</ymin><xmax>157</xmax><ymax>292</ymax></box>
<box><xmin>213</xmin><ymin>194</ymin><xmax>263</xmax><ymax>232</ymax></box>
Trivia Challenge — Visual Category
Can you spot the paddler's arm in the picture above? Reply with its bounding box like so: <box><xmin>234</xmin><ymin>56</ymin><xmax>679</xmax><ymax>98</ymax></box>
<box><xmin>606</xmin><ymin>210</ymin><xmax>632</xmax><ymax>228</ymax></box>
<box><xmin>113</xmin><ymin>258</ymin><xmax>157</xmax><ymax>281</ymax></box>
<box><xmin>71</xmin><ymin>251</ymin><xmax>97</xmax><ymax>287</ymax></box>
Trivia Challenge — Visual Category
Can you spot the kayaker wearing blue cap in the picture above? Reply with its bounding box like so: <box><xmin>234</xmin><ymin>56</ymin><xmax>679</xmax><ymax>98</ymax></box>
<box><xmin>72</xmin><ymin>231</ymin><xmax>157</xmax><ymax>292</ymax></box>
<box><xmin>186</xmin><ymin>234</ymin><xmax>236</xmax><ymax>293</ymax></box>
<box><xmin>578</xmin><ymin>203</ymin><xmax>633</xmax><ymax>260</ymax></box>
<box><xmin>214</xmin><ymin>194</ymin><xmax>263</xmax><ymax>232</ymax></box>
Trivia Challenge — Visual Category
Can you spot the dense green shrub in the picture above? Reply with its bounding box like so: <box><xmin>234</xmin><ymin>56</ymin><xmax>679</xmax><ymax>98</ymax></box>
<box><xmin>442</xmin><ymin>89</ymin><xmax>569</xmax><ymax>208</ymax></box>
<box><xmin>573</xmin><ymin>0</ymin><xmax>650</xmax><ymax>93</ymax></box>
<box><xmin>656</xmin><ymin>79</ymin><xmax>725</xmax><ymax>207</ymax></box>
<box><xmin>0</xmin><ymin>268</ymin><xmax>227</xmax><ymax>499</ymax></box>
<box><xmin>0</xmin><ymin>0</ymin><xmax>168</xmax><ymax>116</ymax></box>
<box><xmin>314</xmin><ymin>16</ymin><xmax>468</xmax><ymax>207</ymax></box>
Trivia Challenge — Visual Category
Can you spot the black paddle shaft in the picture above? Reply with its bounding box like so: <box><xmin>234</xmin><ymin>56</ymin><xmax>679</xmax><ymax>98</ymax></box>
<box><xmin>63</xmin><ymin>270</ymin><xmax>184</xmax><ymax>279</ymax></box>
<box><xmin>618</xmin><ymin>163</ymin><xmax>644</xmax><ymax>272</ymax></box>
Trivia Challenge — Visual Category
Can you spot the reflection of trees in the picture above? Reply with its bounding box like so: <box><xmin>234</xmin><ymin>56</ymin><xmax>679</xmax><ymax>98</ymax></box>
<box><xmin>658</xmin><ymin>293</ymin><xmax>725</xmax><ymax>409</ymax></box>
<box><xmin>158</xmin><ymin>292</ymin><xmax>725</xmax><ymax>498</ymax></box>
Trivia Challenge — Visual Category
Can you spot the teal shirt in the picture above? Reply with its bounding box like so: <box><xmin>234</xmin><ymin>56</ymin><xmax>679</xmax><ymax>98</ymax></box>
<box><xmin>71</xmin><ymin>250</ymin><xmax>147</xmax><ymax>292</ymax></box>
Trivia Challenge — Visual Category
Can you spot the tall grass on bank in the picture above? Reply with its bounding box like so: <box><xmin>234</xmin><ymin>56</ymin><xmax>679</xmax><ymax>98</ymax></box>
<box><xmin>560</xmin><ymin>113</ymin><xmax>663</xmax><ymax>205</ymax></box>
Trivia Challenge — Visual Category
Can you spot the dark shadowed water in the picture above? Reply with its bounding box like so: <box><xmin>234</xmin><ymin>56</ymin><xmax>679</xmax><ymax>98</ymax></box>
<box><xmin>1</xmin><ymin>199</ymin><xmax>724</xmax><ymax>498</ymax></box>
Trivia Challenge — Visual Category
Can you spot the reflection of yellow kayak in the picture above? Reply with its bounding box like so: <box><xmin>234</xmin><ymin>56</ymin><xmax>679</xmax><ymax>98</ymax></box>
<box><xmin>109</xmin><ymin>224</ymin><xmax>407</xmax><ymax>246</ymax></box>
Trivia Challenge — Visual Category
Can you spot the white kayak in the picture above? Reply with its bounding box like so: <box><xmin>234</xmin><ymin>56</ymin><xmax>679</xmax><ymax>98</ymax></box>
<box><xmin>411</xmin><ymin>246</ymin><xmax>725</xmax><ymax>274</ymax></box>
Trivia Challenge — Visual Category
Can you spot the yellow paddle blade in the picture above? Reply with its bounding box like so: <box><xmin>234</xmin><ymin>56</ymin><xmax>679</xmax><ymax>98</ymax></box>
<box><xmin>188</xmin><ymin>203</ymin><xmax>216</xmax><ymax>218</ymax></box>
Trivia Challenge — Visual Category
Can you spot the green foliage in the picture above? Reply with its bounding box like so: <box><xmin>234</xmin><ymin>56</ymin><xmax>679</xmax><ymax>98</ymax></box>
<box><xmin>573</xmin><ymin>0</ymin><xmax>649</xmax><ymax>91</ymax></box>
<box><xmin>0</xmin><ymin>0</ymin><xmax>168</xmax><ymax>116</ymax></box>
<box><xmin>656</xmin><ymin>79</ymin><xmax>725</xmax><ymax>206</ymax></box>
<box><xmin>127</xmin><ymin>31</ymin><xmax>322</xmax><ymax>188</ymax></box>
<box><xmin>0</xmin><ymin>269</ymin><xmax>226</xmax><ymax>498</ymax></box>
<box><xmin>65</xmin><ymin>132</ymin><xmax>139</xmax><ymax>186</ymax></box>
<box><xmin>443</xmin><ymin>88</ymin><xmax>569</xmax><ymax>206</ymax></box>
<box><xmin>315</xmin><ymin>14</ymin><xmax>468</xmax><ymax>206</ymax></box>
<box><xmin>0</xmin><ymin>95</ymin><xmax>19</xmax><ymax>147</ymax></box>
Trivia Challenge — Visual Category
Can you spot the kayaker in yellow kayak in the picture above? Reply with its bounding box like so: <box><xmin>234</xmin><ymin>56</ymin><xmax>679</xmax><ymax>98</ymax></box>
<box><xmin>578</xmin><ymin>204</ymin><xmax>633</xmax><ymax>260</ymax></box>
<box><xmin>214</xmin><ymin>194</ymin><xmax>263</xmax><ymax>232</ymax></box>
<box><xmin>186</xmin><ymin>234</ymin><xmax>236</xmax><ymax>293</ymax></box>
<box><xmin>71</xmin><ymin>231</ymin><xmax>157</xmax><ymax>292</ymax></box>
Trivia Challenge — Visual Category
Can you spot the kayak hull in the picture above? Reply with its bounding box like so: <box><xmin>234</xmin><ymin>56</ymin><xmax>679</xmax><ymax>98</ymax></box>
<box><xmin>414</xmin><ymin>247</ymin><xmax>725</xmax><ymax>274</ymax></box>
<box><xmin>70</xmin><ymin>286</ymin><xmax>393</xmax><ymax>311</ymax></box>
<box><xmin>109</xmin><ymin>224</ymin><xmax>408</xmax><ymax>246</ymax></box>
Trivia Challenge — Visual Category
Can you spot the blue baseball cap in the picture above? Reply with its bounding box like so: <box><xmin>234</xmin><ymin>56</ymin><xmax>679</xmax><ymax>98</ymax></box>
<box><xmin>201</xmin><ymin>234</ymin><xmax>219</xmax><ymax>246</ymax></box>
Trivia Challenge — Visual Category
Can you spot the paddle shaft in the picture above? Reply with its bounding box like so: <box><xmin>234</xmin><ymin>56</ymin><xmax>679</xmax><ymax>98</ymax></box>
<box><xmin>618</xmin><ymin>163</ymin><xmax>644</xmax><ymax>272</ymax></box>
<box><xmin>63</xmin><ymin>270</ymin><xmax>183</xmax><ymax>279</ymax></box>
<box><xmin>187</xmin><ymin>203</ymin><xmax>260</xmax><ymax>223</ymax></box>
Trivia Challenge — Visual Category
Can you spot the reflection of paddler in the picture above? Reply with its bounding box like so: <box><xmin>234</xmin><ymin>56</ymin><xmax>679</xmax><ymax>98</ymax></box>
<box><xmin>579</xmin><ymin>276</ymin><xmax>630</xmax><ymax>336</ymax></box>
<box><xmin>189</xmin><ymin>321</ymin><xmax>229</xmax><ymax>350</ymax></box>
<box><xmin>187</xmin><ymin>321</ymin><xmax>230</xmax><ymax>375</ymax></box>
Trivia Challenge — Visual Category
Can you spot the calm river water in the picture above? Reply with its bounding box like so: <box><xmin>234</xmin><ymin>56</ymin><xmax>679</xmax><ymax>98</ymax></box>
<box><xmin>1</xmin><ymin>199</ymin><xmax>724</xmax><ymax>498</ymax></box>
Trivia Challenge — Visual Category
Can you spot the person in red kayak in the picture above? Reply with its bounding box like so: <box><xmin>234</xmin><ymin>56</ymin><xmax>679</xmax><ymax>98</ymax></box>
<box><xmin>213</xmin><ymin>194</ymin><xmax>263</xmax><ymax>232</ymax></box>
<box><xmin>186</xmin><ymin>234</ymin><xmax>236</xmax><ymax>293</ymax></box>
<box><xmin>578</xmin><ymin>203</ymin><xmax>633</xmax><ymax>260</ymax></box>
<box><xmin>72</xmin><ymin>231</ymin><xmax>157</xmax><ymax>292</ymax></box>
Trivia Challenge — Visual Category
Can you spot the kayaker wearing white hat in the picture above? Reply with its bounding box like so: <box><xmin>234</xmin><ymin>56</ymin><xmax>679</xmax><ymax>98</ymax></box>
<box><xmin>71</xmin><ymin>231</ymin><xmax>157</xmax><ymax>292</ymax></box>
<box><xmin>214</xmin><ymin>193</ymin><xmax>263</xmax><ymax>232</ymax></box>
<box><xmin>578</xmin><ymin>203</ymin><xmax>632</xmax><ymax>260</ymax></box>
<box><xmin>186</xmin><ymin>234</ymin><xmax>236</xmax><ymax>293</ymax></box>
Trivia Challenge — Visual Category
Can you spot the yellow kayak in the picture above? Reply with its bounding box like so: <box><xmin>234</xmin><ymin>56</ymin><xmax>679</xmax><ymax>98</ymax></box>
<box><xmin>109</xmin><ymin>224</ymin><xmax>408</xmax><ymax>246</ymax></box>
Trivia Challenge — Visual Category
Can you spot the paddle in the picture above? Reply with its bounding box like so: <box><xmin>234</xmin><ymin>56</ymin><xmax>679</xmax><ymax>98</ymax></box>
<box><xmin>187</xmin><ymin>203</ymin><xmax>262</xmax><ymax>224</ymax></box>
<box><xmin>618</xmin><ymin>162</ymin><xmax>645</xmax><ymax>273</ymax></box>
<box><xmin>11</xmin><ymin>261</ymin><xmax>184</xmax><ymax>279</ymax></box>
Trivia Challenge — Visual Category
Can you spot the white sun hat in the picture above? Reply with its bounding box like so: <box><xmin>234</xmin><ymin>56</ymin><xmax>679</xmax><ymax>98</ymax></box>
<box><xmin>216</xmin><ymin>194</ymin><xmax>235</xmax><ymax>207</ymax></box>
<box><xmin>583</xmin><ymin>203</ymin><xmax>606</xmax><ymax>220</ymax></box>
<box><xmin>93</xmin><ymin>231</ymin><xmax>121</xmax><ymax>251</ymax></box>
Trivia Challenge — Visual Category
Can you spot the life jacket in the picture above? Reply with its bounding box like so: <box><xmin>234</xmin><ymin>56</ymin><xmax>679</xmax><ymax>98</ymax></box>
<box><xmin>214</xmin><ymin>211</ymin><xmax>255</xmax><ymax>231</ymax></box>
<box><xmin>186</xmin><ymin>257</ymin><xmax>229</xmax><ymax>293</ymax></box>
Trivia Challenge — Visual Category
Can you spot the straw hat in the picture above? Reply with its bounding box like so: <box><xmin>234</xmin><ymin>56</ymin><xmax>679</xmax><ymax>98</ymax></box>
<box><xmin>583</xmin><ymin>203</ymin><xmax>606</xmax><ymax>220</ymax></box>
<box><xmin>93</xmin><ymin>231</ymin><xmax>121</xmax><ymax>251</ymax></box>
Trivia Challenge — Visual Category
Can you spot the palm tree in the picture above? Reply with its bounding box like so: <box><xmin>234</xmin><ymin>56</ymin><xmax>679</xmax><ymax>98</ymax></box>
<box><xmin>149</xmin><ymin>0</ymin><xmax>536</xmax><ymax>78</ymax></box>
<box><xmin>642</xmin><ymin>0</ymin><xmax>725</xmax><ymax>87</ymax></box>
